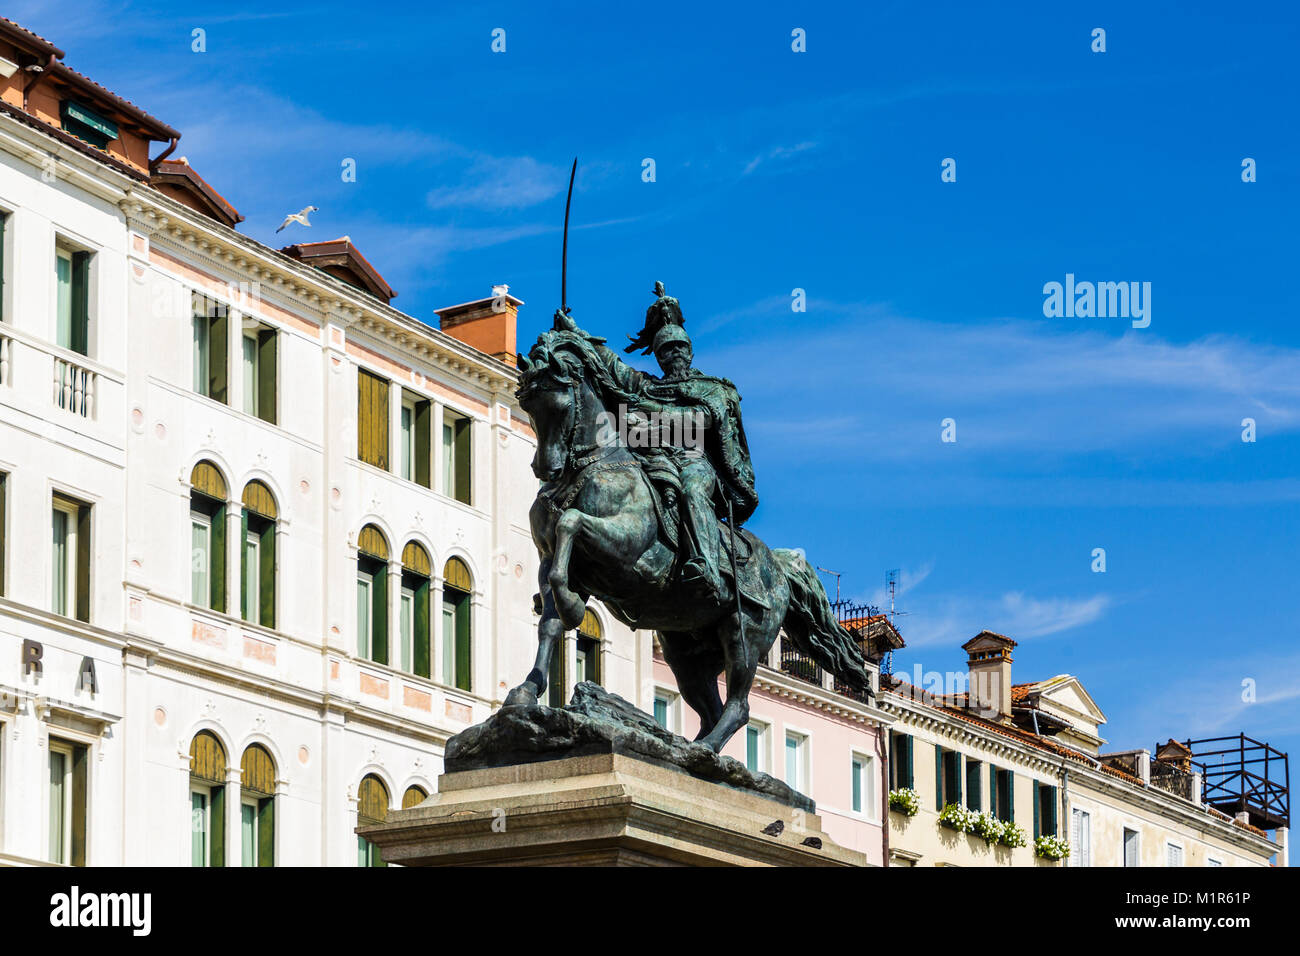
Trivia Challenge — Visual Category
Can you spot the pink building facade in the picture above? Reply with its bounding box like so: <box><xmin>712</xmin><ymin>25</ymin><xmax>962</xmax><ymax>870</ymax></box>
<box><xmin>650</xmin><ymin>642</ymin><xmax>893</xmax><ymax>865</ymax></box>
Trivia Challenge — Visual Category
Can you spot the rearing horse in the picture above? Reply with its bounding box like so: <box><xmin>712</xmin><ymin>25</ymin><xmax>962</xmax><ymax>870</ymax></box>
<box><xmin>504</xmin><ymin>326</ymin><xmax>870</xmax><ymax>754</ymax></box>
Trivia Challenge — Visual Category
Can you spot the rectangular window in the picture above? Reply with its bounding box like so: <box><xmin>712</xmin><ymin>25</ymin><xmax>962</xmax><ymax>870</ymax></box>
<box><xmin>191</xmin><ymin>515</ymin><xmax>211</xmax><ymax>606</ymax></box>
<box><xmin>785</xmin><ymin>732</ymin><xmax>806</xmax><ymax>791</ymax></box>
<box><xmin>398</xmin><ymin>393</ymin><xmax>433</xmax><ymax>485</ymax></box>
<box><xmin>745</xmin><ymin>722</ymin><xmax>767</xmax><ymax>774</ymax></box>
<box><xmin>357</xmin><ymin>369</ymin><xmax>390</xmax><ymax>469</ymax></box>
<box><xmin>992</xmin><ymin>768</ymin><xmax>1014</xmax><ymax>822</ymax></box>
<box><xmin>191</xmin><ymin>492</ymin><xmax>225</xmax><ymax>613</ymax></box>
<box><xmin>889</xmin><ymin>731</ymin><xmax>914</xmax><ymax>790</ymax></box>
<box><xmin>936</xmin><ymin>747</ymin><xmax>962</xmax><ymax>808</ymax></box>
<box><xmin>52</xmin><ymin>494</ymin><xmax>90</xmax><ymax>622</ymax></box>
<box><xmin>55</xmin><ymin>246</ymin><xmax>90</xmax><ymax>356</ymax></box>
<box><xmin>0</xmin><ymin>471</ymin><xmax>7</xmax><ymax>598</ymax></box>
<box><xmin>1166</xmin><ymin>842</ymin><xmax>1183</xmax><ymax>867</ymax></box>
<box><xmin>357</xmin><ymin>557</ymin><xmax>387</xmax><ymax>664</ymax></box>
<box><xmin>399</xmin><ymin>586</ymin><xmax>414</xmax><ymax>673</ymax></box>
<box><xmin>575</xmin><ymin>635</ymin><xmax>599</xmax><ymax>685</ymax></box>
<box><xmin>0</xmin><ymin>211</ymin><xmax>7</xmax><ymax>323</ymax></box>
<box><xmin>241</xmin><ymin>326</ymin><xmax>277</xmax><ymax>424</ymax></box>
<box><xmin>443</xmin><ymin>411</ymin><xmax>472</xmax><ymax>504</ymax></box>
<box><xmin>851</xmin><ymin>753</ymin><xmax>876</xmax><ymax>816</ymax></box>
<box><xmin>192</xmin><ymin>293</ymin><xmax>228</xmax><ymax>403</ymax></box>
<box><xmin>192</xmin><ymin>788</ymin><xmax>210</xmax><ymax>867</ymax></box>
<box><xmin>49</xmin><ymin>739</ymin><xmax>87</xmax><ymax>865</ymax></box>
<box><xmin>443</xmin><ymin>583</ymin><xmax>470</xmax><ymax>691</ymax></box>
<box><xmin>356</xmin><ymin>575</ymin><xmax>372</xmax><ymax>659</ymax></box>
<box><xmin>243</xmin><ymin>529</ymin><xmax>260</xmax><ymax>622</ymax></box>
<box><xmin>1071</xmin><ymin>808</ymin><xmax>1091</xmax><ymax>867</ymax></box>
<box><xmin>1034</xmin><ymin>782</ymin><xmax>1058</xmax><ymax>838</ymax></box>
<box><xmin>965</xmin><ymin>759</ymin><xmax>982</xmax><ymax>811</ymax></box>
<box><xmin>1123</xmin><ymin>827</ymin><xmax>1139</xmax><ymax>867</ymax></box>
<box><xmin>241</xmin><ymin>510</ymin><xmax>275</xmax><ymax>628</ymax></box>
<box><xmin>653</xmin><ymin>692</ymin><xmax>674</xmax><ymax>732</ymax></box>
<box><xmin>400</xmin><ymin>403</ymin><xmax>414</xmax><ymax>480</ymax></box>
<box><xmin>240</xmin><ymin>799</ymin><xmax>268</xmax><ymax>868</ymax></box>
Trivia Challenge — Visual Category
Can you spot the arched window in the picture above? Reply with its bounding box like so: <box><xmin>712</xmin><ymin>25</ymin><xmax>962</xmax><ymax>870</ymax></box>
<box><xmin>576</xmin><ymin>608</ymin><xmax>603</xmax><ymax>687</ymax></box>
<box><xmin>241</xmin><ymin>481</ymin><xmax>277</xmax><ymax>628</ymax></box>
<box><xmin>356</xmin><ymin>774</ymin><xmax>389</xmax><ymax>867</ymax></box>
<box><xmin>189</xmin><ymin>731</ymin><xmax>228</xmax><ymax>867</ymax></box>
<box><xmin>239</xmin><ymin>744</ymin><xmax>276</xmax><ymax>867</ymax></box>
<box><xmin>401</xmin><ymin>785</ymin><xmax>428</xmax><ymax>810</ymax></box>
<box><xmin>356</xmin><ymin>525</ymin><xmax>389</xmax><ymax>665</ymax></box>
<box><xmin>190</xmin><ymin>462</ymin><xmax>227</xmax><ymax>613</ymax></box>
<box><xmin>400</xmin><ymin>542</ymin><xmax>431</xmax><ymax>678</ymax></box>
<box><xmin>442</xmin><ymin>557</ymin><xmax>472</xmax><ymax>692</ymax></box>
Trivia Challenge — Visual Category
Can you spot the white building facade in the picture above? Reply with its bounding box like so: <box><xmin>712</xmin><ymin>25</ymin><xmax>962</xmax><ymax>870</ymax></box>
<box><xmin>0</xmin><ymin>18</ymin><xmax>644</xmax><ymax>867</ymax></box>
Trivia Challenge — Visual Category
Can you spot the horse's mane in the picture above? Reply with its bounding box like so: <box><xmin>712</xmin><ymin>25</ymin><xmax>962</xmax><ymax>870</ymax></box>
<box><xmin>516</xmin><ymin>329</ymin><xmax>638</xmax><ymax>411</ymax></box>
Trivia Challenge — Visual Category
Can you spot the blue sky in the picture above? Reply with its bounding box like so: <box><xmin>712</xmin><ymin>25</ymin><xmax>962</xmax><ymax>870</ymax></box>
<box><xmin>16</xmin><ymin>2</ymin><xmax>1299</xmax><ymax>778</ymax></box>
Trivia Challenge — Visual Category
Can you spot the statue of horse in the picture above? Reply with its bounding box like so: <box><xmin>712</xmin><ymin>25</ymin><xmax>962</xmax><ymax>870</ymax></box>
<box><xmin>504</xmin><ymin>326</ymin><xmax>870</xmax><ymax>754</ymax></box>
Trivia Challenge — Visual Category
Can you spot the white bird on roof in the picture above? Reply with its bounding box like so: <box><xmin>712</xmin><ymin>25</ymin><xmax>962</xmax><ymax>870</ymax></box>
<box><xmin>276</xmin><ymin>205</ymin><xmax>317</xmax><ymax>233</ymax></box>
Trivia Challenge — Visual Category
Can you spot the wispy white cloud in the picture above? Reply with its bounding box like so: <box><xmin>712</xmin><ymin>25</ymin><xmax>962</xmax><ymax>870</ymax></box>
<box><xmin>426</xmin><ymin>156</ymin><xmax>567</xmax><ymax>211</ymax></box>
<box><xmin>742</xmin><ymin>141</ymin><xmax>817</xmax><ymax>176</ymax></box>
<box><xmin>708</xmin><ymin>304</ymin><xmax>1300</xmax><ymax>463</ymax></box>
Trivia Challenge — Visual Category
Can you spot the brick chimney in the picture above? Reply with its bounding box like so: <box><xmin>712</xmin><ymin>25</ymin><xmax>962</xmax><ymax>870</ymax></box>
<box><xmin>962</xmin><ymin>631</ymin><xmax>1017</xmax><ymax>722</ymax></box>
<box><xmin>434</xmin><ymin>284</ymin><xmax>522</xmax><ymax>366</ymax></box>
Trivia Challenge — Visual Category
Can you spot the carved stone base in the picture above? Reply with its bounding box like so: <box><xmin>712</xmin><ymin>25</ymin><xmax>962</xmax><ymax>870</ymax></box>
<box><xmin>357</xmin><ymin>753</ymin><xmax>868</xmax><ymax>867</ymax></box>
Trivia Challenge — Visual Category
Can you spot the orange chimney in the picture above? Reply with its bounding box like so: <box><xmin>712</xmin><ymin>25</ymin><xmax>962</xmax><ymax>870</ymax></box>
<box><xmin>435</xmin><ymin>284</ymin><xmax>522</xmax><ymax>366</ymax></box>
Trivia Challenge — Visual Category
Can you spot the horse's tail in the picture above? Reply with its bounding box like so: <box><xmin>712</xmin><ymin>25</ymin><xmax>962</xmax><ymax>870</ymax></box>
<box><xmin>774</xmin><ymin>549</ymin><xmax>873</xmax><ymax>694</ymax></box>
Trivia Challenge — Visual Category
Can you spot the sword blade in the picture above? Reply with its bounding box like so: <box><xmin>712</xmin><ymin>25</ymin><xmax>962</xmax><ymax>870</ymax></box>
<box><xmin>561</xmin><ymin>157</ymin><xmax>577</xmax><ymax>313</ymax></box>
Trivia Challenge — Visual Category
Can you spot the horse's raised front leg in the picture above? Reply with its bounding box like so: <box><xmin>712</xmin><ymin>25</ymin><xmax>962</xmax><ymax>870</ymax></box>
<box><xmin>504</xmin><ymin>557</ymin><xmax>565</xmax><ymax>707</ymax></box>
<box><xmin>549</xmin><ymin>508</ymin><xmax>649</xmax><ymax>630</ymax></box>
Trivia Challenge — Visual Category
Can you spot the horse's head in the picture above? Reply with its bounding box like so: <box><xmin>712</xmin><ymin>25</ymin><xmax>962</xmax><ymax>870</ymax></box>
<box><xmin>516</xmin><ymin>338</ymin><xmax>589</xmax><ymax>481</ymax></box>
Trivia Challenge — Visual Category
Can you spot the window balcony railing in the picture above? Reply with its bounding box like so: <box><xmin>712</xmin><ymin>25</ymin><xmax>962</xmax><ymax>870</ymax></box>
<box><xmin>53</xmin><ymin>355</ymin><xmax>96</xmax><ymax>418</ymax></box>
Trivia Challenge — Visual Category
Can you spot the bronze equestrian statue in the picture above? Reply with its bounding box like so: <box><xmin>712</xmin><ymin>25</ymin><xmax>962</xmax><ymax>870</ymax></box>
<box><xmin>504</xmin><ymin>286</ymin><xmax>870</xmax><ymax>754</ymax></box>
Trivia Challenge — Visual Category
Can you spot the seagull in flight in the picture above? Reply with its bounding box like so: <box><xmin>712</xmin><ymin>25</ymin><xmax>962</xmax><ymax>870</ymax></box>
<box><xmin>276</xmin><ymin>205</ymin><xmax>318</xmax><ymax>233</ymax></box>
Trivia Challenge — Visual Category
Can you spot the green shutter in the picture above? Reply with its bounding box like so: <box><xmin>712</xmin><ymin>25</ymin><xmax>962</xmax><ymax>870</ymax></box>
<box><xmin>74</xmin><ymin>503</ymin><xmax>91</xmax><ymax>623</ymax></box>
<box><xmin>990</xmin><ymin>766</ymin><xmax>998</xmax><ymax>817</ymax></box>
<box><xmin>372</xmin><ymin>565</ymin><xmax>387</xmax><ymax>665</ymax></box>
<box><xmin>1007</xmin><ymin>772</ymin><xmax>1015</xmax><ymax>823</ymax></box>
<box><xmin>70</xmin><ymin>251</ymin><xmax>90</xmax><ymax>356</ymax></box>
<box><xmin>453</xmin><ymin>417</ymin><xmax>471</xmax><ymax>504</ymax></box>
<box><xmin>211</xmin><ymin>785</ymin><xmax>226</xmax><ymax>867</ymax></box>
<box><xmin>258</xmin><ymin>797</ymin><xmax>274</xmax><ymax>867</ymax></box>
<box><xmin>967</xmin><ymin>760</ymin><xmax>981</xmax><ymax>811</ymax></box>
<box><xmin>904</xmin><ymin>734</ymin><xmax>914</xmax><ymax>789</ymax></box>
<box><xmin>1033</xmin><ymin>780</ymin><xmax>1041</xmax><ymax>838</ymax></box>
<box><xmin>935</xmin><ymin>744</ymin><xmax>943</xmax><ymax>810</ymax></box>
<box><xmin>211</xmin><ymin>503</ymin><xmax>226</xmax><ymax>613</ymax></box>
<box><xmin>209</xmin><ymin>309</ymin><xmax>228</xmax><ymax>405</ymax></box>
<box><xmin>240</xmin><ymin>509</ymin><xmax>249</xmax><ymax>620</ymax></box>
<box><xmin>259</xmin><ymin>521</ymin><xmax>275</xmax><ymax>628</ymax></box>
<box><xmin>413</xmin><ymin>579</ymin><xmax>430</xmax><ymax>678</ymax></box>
<box><xmin>70</xmin><ymin>743</ymin><xmax>87</xmax><ymax>866</ymax></box>
<box><xmin>257</xmin><ymin>329</ymin><xmax>277</xmax><ymax>424</ymax></box>
<box><xmin>414</xmin><ymin>400</ymin><xmax>431</xmax><ymax>488</ymax></box>
<box><xmin>454</xmin><ymin>594</ymin><xmax>471</xmax><ymax>691</ymax></box>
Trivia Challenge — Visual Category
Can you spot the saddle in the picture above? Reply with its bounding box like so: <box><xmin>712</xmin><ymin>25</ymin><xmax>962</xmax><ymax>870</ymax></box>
<box><xmin>635</xmin><ymin>454</ymin><xmax>753</xmax><ymax>577</ymax></box>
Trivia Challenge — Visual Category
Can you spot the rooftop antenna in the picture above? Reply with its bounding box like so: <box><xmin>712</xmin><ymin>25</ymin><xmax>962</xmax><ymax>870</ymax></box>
<box><xmin>816</xmin><ymin>566</ymin><xmax>842</xmax><ymax>604</ymax></box>
<box><xmin>884</xmin><ymin>569</ymin><xmax>911</xmax><ymax>678</ymax></box>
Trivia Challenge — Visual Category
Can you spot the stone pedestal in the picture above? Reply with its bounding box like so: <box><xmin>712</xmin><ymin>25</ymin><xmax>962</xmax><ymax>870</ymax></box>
<box><xmin>359</xmin><ymin>753</ymin><xmax>867</xmax><ymax>867</ymax></box>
